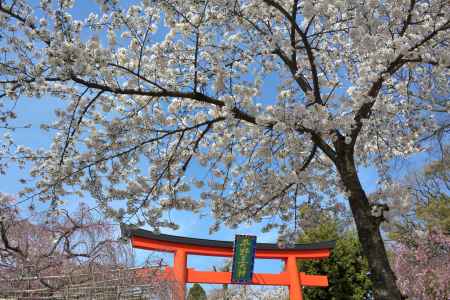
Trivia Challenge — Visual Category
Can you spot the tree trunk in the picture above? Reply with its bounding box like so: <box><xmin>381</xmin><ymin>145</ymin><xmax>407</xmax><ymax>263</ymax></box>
<box><xmin>335</xmin><ymin>148</ymin><xmax>404</xmax><ymax>300</ymax></box>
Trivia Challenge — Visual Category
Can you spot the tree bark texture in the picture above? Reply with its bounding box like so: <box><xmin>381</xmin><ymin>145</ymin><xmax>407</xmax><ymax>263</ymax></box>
<box><xmin>334</xmin><ymin>145</ymin><xmax>404</xmax><ymax>300</ymax></box>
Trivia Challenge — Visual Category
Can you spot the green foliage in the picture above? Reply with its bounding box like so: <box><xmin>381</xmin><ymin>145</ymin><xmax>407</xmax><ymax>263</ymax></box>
<box><xmin>297</xmin><ymin>207</ymin><xmax>372</xmax><ymax>300</ymax></box>
<box><xmin>390</xmin><ymin>194</ymin><xmax>450</xmax><ymax>244</ymax></box>
<box><xmin>414</xmin><ymin>155</ymin><xmax>450</xmax><ymax>234</ymax></box>
<box><xmin>187</xmin><ymin>283</ymin><xmax>207</xmax><ymax>300</ymax></box>
<box><xmin>416</xmin><ymin>195</ymin><xmax>450</xmax><ymax>234</ymax></box>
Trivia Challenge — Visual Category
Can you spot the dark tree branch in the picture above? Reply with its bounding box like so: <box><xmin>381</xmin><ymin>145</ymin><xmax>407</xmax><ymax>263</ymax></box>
<box><xmin>298</xmin><ymin>144</ymin><xmax>317</xmax><ymax>172</ymax></box>
<box><xmin>399</xmin><ymin>0</ymin><xmax>416</xmax><ymax>36</ymax></box>
<box><xmin>350</xmin><ymin>20</ymin><xmax>450</xmax><ymax>147</ymax></box>
<box><xmin>262</xmin><ymin>0</ymin><xmax>323</xmax><ymax>105</ymax></box>
<box><xmin>59</xmin><ymin>88</ymin><xmax>89</xmax><ymax>166</ymax></box>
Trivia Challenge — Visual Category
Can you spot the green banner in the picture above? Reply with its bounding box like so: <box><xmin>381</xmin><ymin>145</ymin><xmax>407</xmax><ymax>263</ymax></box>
<box><xmin>231</xmin><ymin>235</ymin><xmax>257</xmax><ymax>284</ymax></box>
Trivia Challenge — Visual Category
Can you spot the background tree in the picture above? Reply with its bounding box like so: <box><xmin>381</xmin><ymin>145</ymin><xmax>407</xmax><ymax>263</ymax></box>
<box><xmin>373</xmin><ymin>146</ymin><xmax>449</xmax><ymax>243</ymax></box>
<box><xmin>406</xmin><ymin>149</ymin><xmax>449</xmax><ymax>234</ymax></box>
<box><xmin>0</xmin><ymin>193</ymin><xmax>131</xmax><ymax>289</ymax></box>
<box><xmin>212</xmin><ymin>260</ymin><xmax>232</xmax><ymax>300</ymax></box>
<box><xmin>188</xmin><ymin>283</ymin><xmax>207</xmax><ymax>300</ymax></box>
<box><xmin>379</xmin><ymin>149</ymin><xmax>450</xmax><ymax>299</ymax></box>
<box><xmin>391</xmin><ymin>230</ymin><xmax>449</xmax><ymax>300</ymax></box>
<box><xmin>296</xmin><ymin>205</ymin><xmax>372</xmax><ymax>300</ymax></box>
<box><xmin>0</xmin><ymin>1</ymin><xmax>449</xmax><ymax>299</ymax></box>
<box><xmin>0</xmin><ymin>192</ymin><xmax>176</xmax><ymax>298</ymax></box>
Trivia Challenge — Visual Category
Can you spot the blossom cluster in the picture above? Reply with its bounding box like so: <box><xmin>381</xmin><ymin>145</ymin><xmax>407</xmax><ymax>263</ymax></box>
<box><xmin>392</xmin><ymin>231</ymin><xmax>450</xmax><ymax>299</ymax></box>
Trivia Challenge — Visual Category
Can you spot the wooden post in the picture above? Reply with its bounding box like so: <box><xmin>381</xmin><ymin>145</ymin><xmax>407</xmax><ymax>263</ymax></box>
<box><xmin>173</xmin><ymin>249</ymin><xmax>187</xmax><ymax>300</ymax></box>
<box><xmin>287</xmin><ymin>256</ymin><xmax>303</xmax><ymax>300</ymax></box>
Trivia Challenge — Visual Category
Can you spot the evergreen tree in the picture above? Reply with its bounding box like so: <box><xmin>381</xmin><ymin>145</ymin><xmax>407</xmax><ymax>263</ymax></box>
<box><xmin>296</xmin><ymin>206</ymin><xmax>372</xmax><ymax>300</ymax></box>
<box><xmin>187</xmin><ymin>283</ymin><xmax>207</xmax><ymax>300</ymax></box>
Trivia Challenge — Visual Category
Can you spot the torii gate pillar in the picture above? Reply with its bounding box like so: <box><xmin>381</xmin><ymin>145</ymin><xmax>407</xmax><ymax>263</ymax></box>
<box><xmin>287</xmin><ymin>255</ymin><xmax>303</xmax><ymax>300</ymax></box>
<box><xmin>173</xmin><ymin>249</ymin><xmax>187</xmax><ymax>299</ymax></box>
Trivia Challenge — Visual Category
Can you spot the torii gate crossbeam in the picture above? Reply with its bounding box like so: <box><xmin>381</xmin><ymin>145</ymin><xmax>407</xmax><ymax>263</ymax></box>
<box><xmin>122</xmin><ymin>225</ymin><xmax>335</xmax><ymax>300</ymax></box>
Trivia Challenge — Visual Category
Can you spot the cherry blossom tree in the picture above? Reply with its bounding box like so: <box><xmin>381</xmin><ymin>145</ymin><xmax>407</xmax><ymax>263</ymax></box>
<box><xmin>392</xmin><ymin>231</ymin><xmax>450</xmax><ymax>300</ymax></box>
<box><xmin>0</xmin><ymin>192</ymin><xmax>179</xmax><ymax>299</ymax></box>
<box><xmin>0</xmin><ymin>193</ymin><xmax>132</xmax><ymax>289</ymax></box>
<box><xmin>0</xmin><ymin>0</ymin><xmax>448</xmax><ymax>299</ymax></box>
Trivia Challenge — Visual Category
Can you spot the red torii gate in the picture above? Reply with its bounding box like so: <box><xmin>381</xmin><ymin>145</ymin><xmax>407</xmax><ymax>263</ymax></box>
<box><xmin>122</xmin><ymin>226</ymin><xmax>335</xmax><ymax>300</ymax></box>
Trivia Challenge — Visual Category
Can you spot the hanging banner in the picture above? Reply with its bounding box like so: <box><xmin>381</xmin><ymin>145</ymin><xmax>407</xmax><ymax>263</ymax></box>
<box><xmin>231</xmin><ymin>235</ymin><xmax>257</xmax><ymax>284</ymax></box>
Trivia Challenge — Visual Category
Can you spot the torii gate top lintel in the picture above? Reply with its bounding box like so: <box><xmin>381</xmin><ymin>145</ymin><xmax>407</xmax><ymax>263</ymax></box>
<box><xmin>121</xmin><ymin>225</ymin><xmax>335</xmax><ymax>300</ymax></box>
<box><xmin>121</xmin><ymin>225</ymin><xmax>335</xmax><ymax>258</ymax></box>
